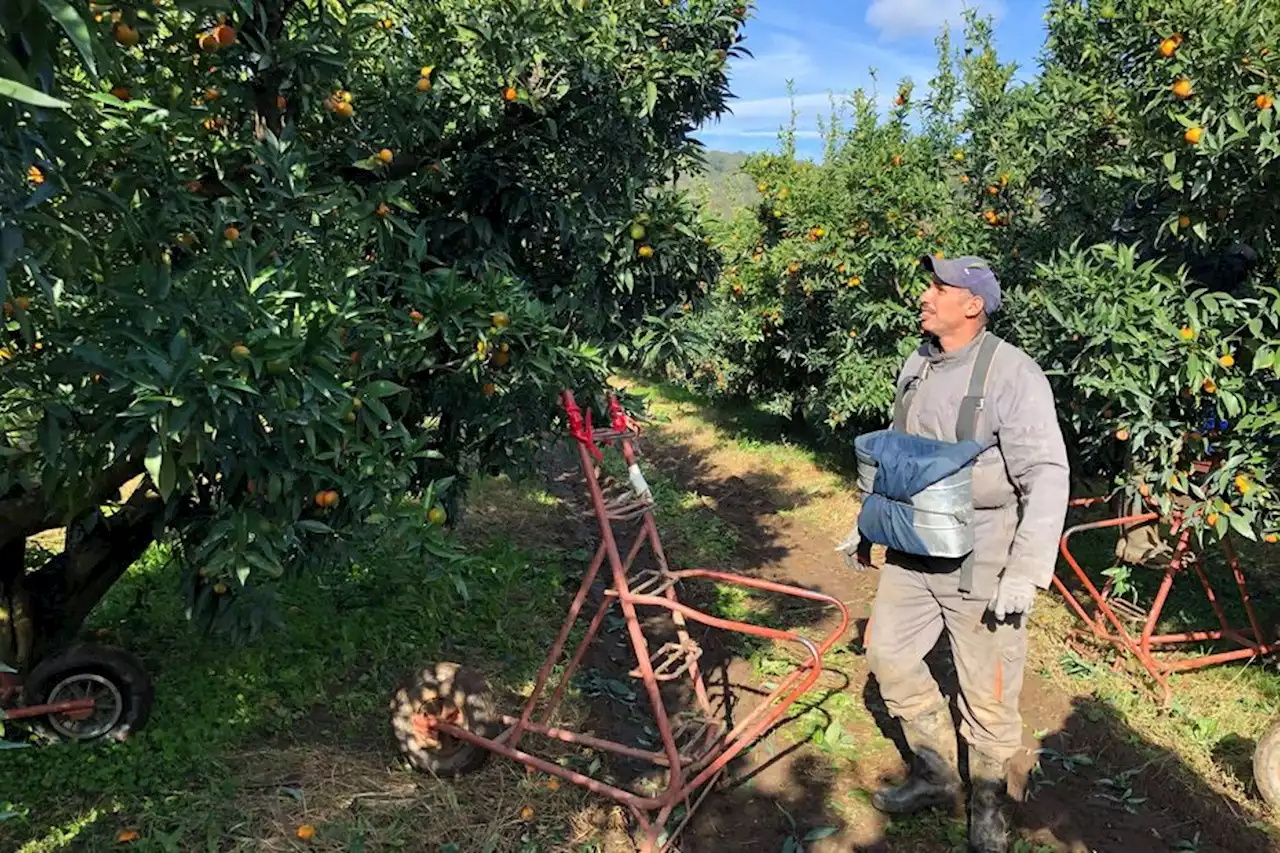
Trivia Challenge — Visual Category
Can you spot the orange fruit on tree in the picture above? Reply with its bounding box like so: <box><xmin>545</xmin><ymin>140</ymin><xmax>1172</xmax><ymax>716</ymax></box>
<box><xmin>296</xmin><ymin>824</ymin><xmax>315</xmax><ymax>840</ymax></box>
<box><xmin>1219</xmin><ymin>353</ymin><xmax>1235</xmax><ymax>368</ymax></box>
<box><xmin>637</xmin><ymin>245</ymin><xmax>654</xmax><ymax>259</ymax></box>
<box><xmin>1258</xmin><ymin>94</ymin><xmax>1275</xmax><ymax>110</ymax></box>
<box><xmin>375</xmin><ymin>202</ymin><xmax>391</xmax><ymax>218</ymax></box>
<box><xmin>1172</xmin><ymin>78</ymin><xmax>1193</xmax><ymax>99</ymax></box>
<box><xmin>891</xmin><ymin>155</ymin><xmax>902</xmax><ymax>167</ymax></box>
<box><xmin>1202</xmin><ymin>377</ymin><xmax>1217</xmax><ymax>394</ymax></box>
<box><xmin>335</xmin><ymin>101</ymin><xmax>354</xmax><ymax>118</ymax></box>
<box><xmin>960</xmin><ymin>175</ymin><xmax>970</xmax><ymax>184</ymax></box>
<box><xmin>503</xmin><ymin>86</ymin><xmax>518</xmax><ymax>102</ymax></box>
<box><xmin>204</xmin><ymin>87</ymin><xmax>219</xmax><ymax>101</ymax></box>
<box><xmin>110</xmin><ymin>86</ymin><xmax>130</xmax><ymax>101</ymax></box>
<box><xmin>116</xmin><ymin>828</ymin><xmax>141</xmax><ymax>843</ymax></box>
<box><xmin>198</xmin><ymin>32</ymin><xmax>219</xmax><ymax>52</ymax></box>
<box><xmin>1179</xmin><ymin>326</ymin><xmax>1195</xmax><ymax>340</ymax></box>
<box><xmin>847</xmin><ymin>276</ymin><xmax>861</xmax><ymax>287</ymax></box>
<box><xmin>482</xmin><ymin>382</ymin><xmax>496</xmax><ymax>397</ymax></box>
<box><xmin>1184</xmin><ymin>126</ymin><xmax>1203</xmax><ymax>144</ymax></box>
<box><xmin>1114</xmin><ymin>427</ymin><xmax>1130</xmax><ymax>441</ymax></box>
<box><xmin>1235</xmin><ymin>474</ymin><xmax>1252</xmax><ymax>493</ymax></box>
<box><xmin>417</xmin><ymin>77</ymin><xmax>431</xmax><ymax>92</ymax></box>
<box><xmin>213</xmin><ymin>582</ymin><xmax>228</xmax><ymax>594</ymax></box>
<box><xmin>276</xmin><ymin>95</ymin><xmax>287</xmax><ymax>109</ymax></box>
<box><xmin>231</xmin><ymin>344</ymin><xmax>250</xmax><ymax>360</ymax></box>
<box><xmin>378</xmin><ymin>148</ymin><xmax>393</xmax><ymax>163</ymax></box>
<box><xmin>223</xmin><ymin>225</ymin><xmax>240</xmax><ymax>242</ymax></box>
<box><xmin>1206</xmin><ymin>512</ymin><xmax>1220</xmax><ymax>526</ymax></box>
<box><xmin>409</xmin><ymin>309</ymin><xmax>424</xmax><ymax>324</ymax></box>
<box><xmin>114</xmin><ymin>22</ymin><xmax>140</xmax><ymax>47</ymax></box>
<box><xmin>27</xmin><ymin>165</ymin><xmax>44</xmax><ymax>184</ymax></box>
<box><xmin>491</xmin><ymin>311</ymin><xmax>510</xmax><ymax>328</ymax></box>
<box><xmin>1178</xmin><ymin>215</ymin><xmax>1191</xmax><ymax>228</ymax></box>
<box><xmin>14</xmin><ymin>296</ymin><xmax>30</xmax><ymax>311</ymax></box>
<box><xmin>492</xmin><ymin>349</ymin><xmax>510</xmax><ymax>367</ymax></box>
<box><xmin>214</xmin><ymin>24</ymin><xmax>236</xmax><ymax>46</ymax></box>
<box><xmin>1265</xmin><ymin>534</ymin><xmax>1279</xmax><ymax>544</ymax></box>
<box><xmin>1159</xmin><ymin>37</ymin><xmax>1179</xmax><ymax>57</ymax></box>
<box><xmin>427</xmin><ymin>506</ymin><xmax>447</xmax><ymax>525</ymax></box>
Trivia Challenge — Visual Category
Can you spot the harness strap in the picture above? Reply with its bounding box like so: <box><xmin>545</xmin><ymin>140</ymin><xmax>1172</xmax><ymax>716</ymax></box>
<box><xmin>892</xmin><ymin>332</ymin><xmax>1003</xmax><ymax>441</ymax></box>
<box><xmin>956</xmin><ymin>332</ymin><xmax>1002</xmax><ymax>443</ymax></box>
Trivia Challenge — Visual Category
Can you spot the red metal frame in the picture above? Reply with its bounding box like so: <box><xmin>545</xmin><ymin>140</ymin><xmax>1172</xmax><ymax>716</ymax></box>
<box><xmin>1052</xmin><ymin>484</ymin><xmax>1276</xmax><ymax>705</ymax></box>
<box><xmin>420</xmin><ymin>390</ymin><xmax>850</xmax><ymax>852</ymax></box>
<box><xmin>0</xmin><ymin>669</ymin><xmax>98</xmax><ymax>725</ymax></box>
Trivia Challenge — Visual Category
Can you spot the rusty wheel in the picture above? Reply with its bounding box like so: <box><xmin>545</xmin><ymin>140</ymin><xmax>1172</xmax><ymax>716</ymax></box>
<box><xmin>1254</xmin><ymin>717</ymin><xmax>1280</xmax><ymax>811</ymax></box>
<box><xmin>389</xmin><ymin>662</ymin><xmax>499</xmax><ymax>777</ymax></box>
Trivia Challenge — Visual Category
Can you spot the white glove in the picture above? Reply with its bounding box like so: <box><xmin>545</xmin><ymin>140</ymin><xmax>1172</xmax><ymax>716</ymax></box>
<box><xmin>835</xmin><ymin>528</ymin><xmax>872</xmax><ymax>572</ymax></box>
<box><xmin>988</xmin><ymin>574</ymin><xmax>1037</xmax><ymax>621</ymax></box>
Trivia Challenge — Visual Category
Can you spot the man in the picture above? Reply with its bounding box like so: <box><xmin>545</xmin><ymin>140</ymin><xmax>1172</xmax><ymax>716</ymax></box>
<box><xmin>839</xmin><ymin>255</ymin><xmax>1070</xmax><ymax>853</ymax></box>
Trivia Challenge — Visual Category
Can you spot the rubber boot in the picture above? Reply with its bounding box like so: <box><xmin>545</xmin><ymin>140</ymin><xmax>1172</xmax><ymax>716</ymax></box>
<box><xmin>968</xmin><ymin>750</ymin><xmax>1012</xmax><ymax>853</ymax></box>
<box><xmin>871</xmin><ymin>706</ymin><xmax>961</xmax><ymax>815</ymax></box>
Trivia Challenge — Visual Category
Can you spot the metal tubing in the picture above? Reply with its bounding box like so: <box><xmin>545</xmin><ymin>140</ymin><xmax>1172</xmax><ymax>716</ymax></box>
<box><xmin>499</xmin><ymin>716</ymin><xmax>675</xmax><ymax>766</ymax></box>
<box><xmin>2</xmin><ymin>697</ymin><xmax>97</xmax><ymax>721</ymax></box>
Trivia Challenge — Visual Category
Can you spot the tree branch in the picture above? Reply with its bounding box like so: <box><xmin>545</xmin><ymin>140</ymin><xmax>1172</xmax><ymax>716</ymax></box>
<box><xmin>23</xmin><ymin>485</ymin><xmax>165</xmax><ymax>661</ymax></box>
<box><xmin>0</xmin><ymin>440</ymin><xmax>148</xmax><ymax>549</ymax></box>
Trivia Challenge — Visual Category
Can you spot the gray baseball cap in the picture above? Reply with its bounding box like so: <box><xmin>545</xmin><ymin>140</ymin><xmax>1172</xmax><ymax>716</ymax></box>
<box><xmin>920</xmin><ymin>254</ymin><xmax>1002</xmax><ymax>315</ymax></box>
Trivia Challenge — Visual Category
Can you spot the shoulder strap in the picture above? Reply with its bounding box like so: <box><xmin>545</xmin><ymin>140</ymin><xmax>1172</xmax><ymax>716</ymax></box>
<box><xmin>892</xmin><ymin>350</ymin><xmax>929</xmax><ymax>432</ymax></box>
<box><xmin>955</xmin><ymin>332</ymin><xmax>1003</xmax><ymax>443</ymax></box>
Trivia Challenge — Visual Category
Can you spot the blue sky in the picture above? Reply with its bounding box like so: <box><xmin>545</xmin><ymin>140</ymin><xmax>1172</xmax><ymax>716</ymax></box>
<box><xmin>696</xmin><ymin>0</ymin><xmax>1051</xmax><ymax>158</ymax></box>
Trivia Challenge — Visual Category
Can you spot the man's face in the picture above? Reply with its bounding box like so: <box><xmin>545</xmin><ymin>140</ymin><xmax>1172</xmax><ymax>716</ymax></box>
<box><xmin>920</xmin><ymin>276</ymin><xmax>983</xmax><ymax>335</ymax></box>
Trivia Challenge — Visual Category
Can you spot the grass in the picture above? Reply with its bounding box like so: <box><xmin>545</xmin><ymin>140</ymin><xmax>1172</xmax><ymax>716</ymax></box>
<box><xmin>5</xmin><ymin>379</ymin><xmax>1280</xmax><ymax>851</ymax></box>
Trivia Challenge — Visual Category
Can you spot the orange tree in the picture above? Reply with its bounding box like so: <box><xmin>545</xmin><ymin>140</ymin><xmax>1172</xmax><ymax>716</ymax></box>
<box><xmin>0</xmin><ymin>0</ymin><xmax>744</xmax><ymax>666</ymax></box>
<box><xmin>684</xmin><ymin>0</ymin><xmax>1280</xmax><ymax>543</ymax></box>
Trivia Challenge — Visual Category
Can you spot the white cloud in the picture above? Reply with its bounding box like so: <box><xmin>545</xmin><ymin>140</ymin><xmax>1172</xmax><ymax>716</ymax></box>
<box><xmin>865</xmin><ymin>0</ymin><xmax>1005</xmax><ymax>41</ymax></box>
<box><xmin>726</xmin><ymin>93</ymin><xmax>845</xmax><ymax>120</ymax></box>
<box><xmin>729</xmin><ymin>34</ymin><xmax>819</xmax><ymax>85</ymax></box>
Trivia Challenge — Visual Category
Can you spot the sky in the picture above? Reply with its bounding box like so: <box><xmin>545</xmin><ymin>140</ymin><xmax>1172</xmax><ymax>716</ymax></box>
<box><xmin>696</xmin><ymin>0</ymin><xmax>1051</xmax><ymax>159</ymax></box>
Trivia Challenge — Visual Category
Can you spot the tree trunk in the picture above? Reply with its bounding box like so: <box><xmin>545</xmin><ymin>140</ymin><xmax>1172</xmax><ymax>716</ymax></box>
<box><xmin>0</xmin><ymin>488</ymin><xmax>164</xmax><ymax>670</ymax></box>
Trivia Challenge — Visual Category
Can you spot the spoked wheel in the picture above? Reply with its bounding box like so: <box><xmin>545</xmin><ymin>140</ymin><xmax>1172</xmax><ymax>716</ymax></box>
<box><xmin>1254</xmin><ymin>718</ymin><xmax>1280</xmax><ymax>811</ymax></box>
<box><xmin>389</xmin><ymin>662</ymin><xmax>500</xmax><ymax>777</ymax></box>
<box><xmin>21</xmin><ymin>643</ymin><xmax>154</xmax><ymax>743</ymax></box>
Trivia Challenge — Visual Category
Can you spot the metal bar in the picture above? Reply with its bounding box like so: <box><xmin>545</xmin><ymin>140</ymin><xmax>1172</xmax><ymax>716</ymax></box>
<box><xmin>1165</xmin><ymin>644</ymin><xmax>1277</xmax><ymax>672</ymax></box>
<box><xmin>541</xmin><ymin>594</ymin><xmax>615</xmax><ymax>724</ymax></box>
<box><xmin>499</xmin><ymin>715</ymin><xmax>675</xmax><ymax>766</ymax></box>
<box><xmin>1187</xmin><ymin>551</ymin><xmax>1231</xmax><ymax>638</ymax></box>
<box><xmin>511</xmin><ymin>539</ymin><xmax>610</xmax><ymax>750</ymax></box>
<box><xmin>436</xmin><ymin>720</ymin><xmax>662</xmax><ymax>810</ymax></box>
<box><xmin>1</xmin><ymin>697</ymin><xmax>97</xmax><ymax>721</ymax></box>
<box><xmin>563</xmin><ymin>391</ymin><xmax>686</xmax><ymax>783</ymax></box>
<box><xmin>1223</xmin><ymin>537</ymin><xmax>1267</xmax><ymax>645</ymax></box>
<box><xmin>1141</xmin><ymin>525</ymin><xmax>1187</xmax><ymax>655</ymax></box>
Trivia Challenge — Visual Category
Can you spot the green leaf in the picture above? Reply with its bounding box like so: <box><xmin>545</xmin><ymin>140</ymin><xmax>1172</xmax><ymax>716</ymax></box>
<box><xmin>296</xmin><ymin>520</ymin><xmax>334</xmax><ymax>534</ymax></box>
<box><xmin>145</xmin><ymin>439</ymin><xmax>176</xmax><ymax>500</ymax></box>
<box><xmin>39</xmin><ymin>0</ymin><xmax>97</xmax><ymax>79</ymax></box>
<box><xmin>643</xmin><ymin>80</ymin><xmax>657</xmax><ymax>117</ymax></box>
<box><xmin>1168</xmin><ymin>171</ymin><xmax>1184</xmax><ymax>191</ymax></box>
<box><xmin>0</xmin><ymin>77</ymin><xmax>70</xmax><ymax>109</ymax></box>
<box><xmin>805</xmin><ymin>827</ymin><xmax>838</xmax><ymax>841</ymax></box>
<box><xmin>1162</xmin><ymin>151</ymin><xmax>1176</xmax><ymax>171</ymax></box>
<box><xmin>1229</xmin><ymin>511</ymin><xmax>1256</xmax><ymax>541</ymax></box>
<box><xmin>364</xmin><ymin>379</ymin><xmax>406</xmax><ymax>399</ymax></box>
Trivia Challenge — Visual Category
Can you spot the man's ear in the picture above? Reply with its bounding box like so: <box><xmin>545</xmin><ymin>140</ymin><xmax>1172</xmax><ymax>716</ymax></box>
<box><xmin>965</xmin><ymin>293</ymin><xmax>986</xmax><ymax>320</ymax></box>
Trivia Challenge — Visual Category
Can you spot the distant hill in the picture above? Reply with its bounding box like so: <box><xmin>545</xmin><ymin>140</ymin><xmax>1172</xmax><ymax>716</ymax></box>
<box><xmin>677</xmin><ymin>149</ymin><xmax>759</xmax><ymax>222</ymax></box>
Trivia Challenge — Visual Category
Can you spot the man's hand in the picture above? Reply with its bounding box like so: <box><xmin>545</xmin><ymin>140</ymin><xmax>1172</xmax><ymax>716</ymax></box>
<box><xmin>988</xmin><ymin>574</ymin><xmax>1037</xmax><ymax>621</ymax></box>
<box><xmin>835</xmin><ymin>529</ymin><xmax>874</xmax><ymax>572</ymax></box>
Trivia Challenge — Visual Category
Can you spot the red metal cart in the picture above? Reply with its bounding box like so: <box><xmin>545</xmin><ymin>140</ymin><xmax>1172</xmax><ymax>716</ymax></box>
<box><xmin>1052</xmin><ymin>463</ymin><xmax>1276</xmax><ymax>706</ymax></box>
<box><xmin>391</xmin><ymin>389</ymin><xmax>850</xmax><ymax>851</ymax></box>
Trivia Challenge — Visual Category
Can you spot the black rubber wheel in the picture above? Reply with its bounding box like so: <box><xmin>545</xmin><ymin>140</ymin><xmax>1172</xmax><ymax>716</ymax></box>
<box><xmin>1254</xmin><ymin>718</ymin><xmax>1280</xmax><ymax>811</ymax></box>
<box><xmin>21</xmin><ymin>643</ymin><xmax>154</xmax><ymax>743</ymax></box>
<box><xmin>390</xmin><ymin>662</ymin><xmax>499</xmax><ymax>777</ymax></box>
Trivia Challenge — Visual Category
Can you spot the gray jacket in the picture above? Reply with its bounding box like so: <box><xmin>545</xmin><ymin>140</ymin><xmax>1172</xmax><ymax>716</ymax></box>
<box><xmin>892</xmin><ymin>331</ymin><xmax>1070</xmax><ymax>600</ymax></box>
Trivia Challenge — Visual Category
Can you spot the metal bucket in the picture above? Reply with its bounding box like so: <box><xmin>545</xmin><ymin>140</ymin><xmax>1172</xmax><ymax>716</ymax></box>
<box><xmin>857</xmin><ymin>451</ymin><xmax>975</xmax><ymax>558</ymax></box>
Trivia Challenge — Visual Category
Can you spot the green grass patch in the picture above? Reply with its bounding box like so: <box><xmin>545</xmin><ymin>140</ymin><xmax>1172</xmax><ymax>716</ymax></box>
<box><xmin>0</xmin><ymin>502</ymin><xmax>571</xmax><ymax>853</ymax></box>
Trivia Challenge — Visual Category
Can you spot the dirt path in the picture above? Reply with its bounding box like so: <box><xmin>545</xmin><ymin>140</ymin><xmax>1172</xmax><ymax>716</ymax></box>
<box><xmin>573</xmin><ymin>390</ymin><xmax>1279</xmax><ymax>853</ymax></box>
